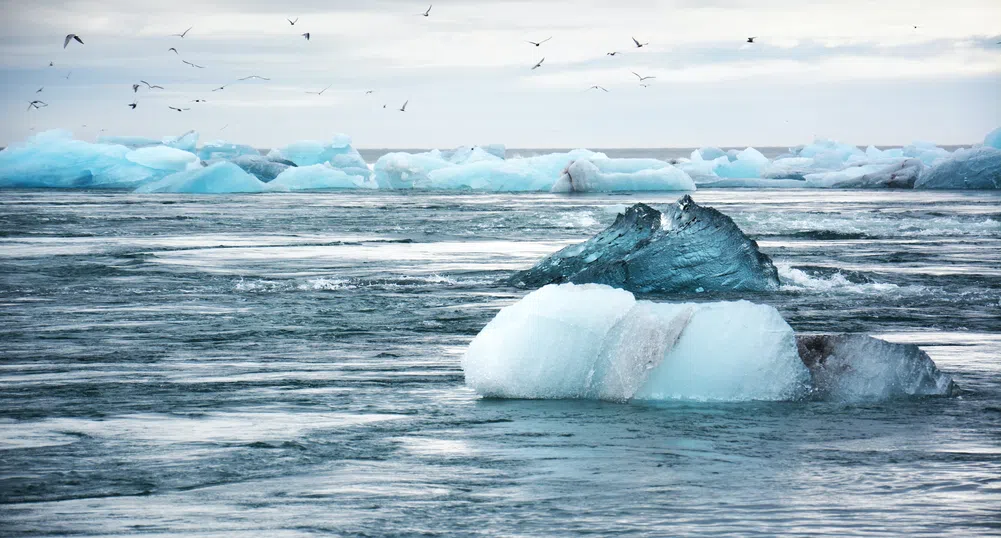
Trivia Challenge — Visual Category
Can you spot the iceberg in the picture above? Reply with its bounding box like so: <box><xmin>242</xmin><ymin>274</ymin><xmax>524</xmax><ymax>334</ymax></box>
<box><xmin>760</xmin><ymin>157</ymin><xmax>816</xmax><ymax>180</ymax></box>
<box><xmin>713</xmin><ymin>147</ymin><xmax>770</xmax><ymax>178</ymax></box>
<box><xmin>423</xmin><ymin>159</ymin><xmax>556</xmax><ymax>191</ymax></box>
<box><xmin>914</xmin><ymin>147</ymin><xmax>1001</xmax><ymax>190</ymax></box>
<box><xmin>442</xmin><ymin>145</ymin><xmax>504</xmax><ymax>165</ymax></box>
<box><xmin>162</xmin><ymin>131</ymin><xmax>199</xmax><ymax>153</ymax></box>
<box><xmin>903</xmin><ymin>141</ymin><xmax>952</xmax><ymax>166</ymax></box>
<box><xmin>135</xmin><ymin>162</ymin><xmax>266</xmax><ymax>194</ymax></box>
<box><xmin>198</xmin><ymin>141</ymin><xmax>261</xmax><ymax>161</ymax></box>
<box><xmin>804</xmin><ymin>158</ymin><xmax>923</xmax><ymax>189</ymax></box>
<box><xmin>508</xmin><ymin>196</ymin><xmax>780</xmax><ymax>293</ymax></box>
<box><xmin>0</xmin><ymin>130</ymin><xmax>177</xmax><ymax>189</ymax></box>
<box><xmin>270</xmin><ymin>135</ymin><xmax>369</xmax><ymax>178</ymax></box>
<box><xmin>374</xmin><ymin>151</ymin><xmax>454</xmax><ymax>189</ymax></box>
<box><xmin>462</xmin><ymin>283</ymin><xmax>810</xmax><ymax>402</ymax></box>
<box><xmin>229</xmin><ymin>155</ymin><xmax>294</xmax><ymax>182</ymax></box>
<box><xmin>551</xmin><ymin>158</ymin><xmax>695</xmax><ymax>192</ymax></box>
<box><xmin>985</xmin><ymin>127</ymin><xmax>1001</xmax><ymax>150</ymax></box>
<box><xmin>268</xmin><ymin>164</ymin><xmax>375</xmax><ymax>191</ymax></box>
<box><xmin>125</xmin><ymin>146</ymin><xmax>202</xmax><ymax>173</ymax></box>
<box><xmin>797</xmin><ymin>334</ymin><xmax>957</xmax><ymax>400</ymax></box>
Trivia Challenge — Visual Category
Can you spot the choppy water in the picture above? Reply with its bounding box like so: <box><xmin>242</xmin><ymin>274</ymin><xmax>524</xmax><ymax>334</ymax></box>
<box><xmin>1</xmin><ymin>189</ymin><xmax>1000</xmax><ymax>536</ymax></box>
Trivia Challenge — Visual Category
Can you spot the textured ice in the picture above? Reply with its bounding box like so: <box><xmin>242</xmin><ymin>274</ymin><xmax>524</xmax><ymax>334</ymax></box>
<box><xmin>914</xmin><ymin>147</ymin><xmax>1001</xmax><ymax>190</ymax></box>
<box><xmin>713</xmin><ymin>147</ymin><xmax>770</xmax><ymax>178</ymax></box>
<box><xmin>228</xmin><ymin>155</ymin><xmax>294</xmax><ymax>182</ymax></box>
<box><xmin>444</xmin><ymin>146</ymin><xmax>504</xmax><ymax>165</ymax></box>
<box><xmin>1</xmin><ymin>130</ymin><xmax>174</xmax><ymax>189</ymax></box>
<box><xmin>374</xmin><ymin>151</ymin><xmax>454</xmax><ymax>189</ymax></box>
<box><xmin>798</xmin><ymin>334</ymin><xmax>957</xmax><ymax>400</ymax></box>
<box><xmin>904</xmin><ymin>141</ymin><xmax>952</xmax><ymax>166</ymax></box>
<box><xmin>760</xmin><ymin>157</ymin><xmax>816</xmax><ymax>180</ymax></box>
<box><xmin>509</xmin><ymin>197</ymin><xmax>779</xmax><ymax>293</ymax></box>
<box><xmin>551</xmin><ymin>158</ymin><xmax>695</xmax><ymax>192</ymax></box>
<box><xmin>268</xmin><ymin>164</ymin><xmax>375</xmax><ymax>191</ymax></box>
<box><xmin>162</xmin><ymin>131</ymin><xmax>199</xmax><ymax>153</ymax></box>
<box><xmin>985</xmin><ymin>127</ymin><xmax>1001</xmax><ymax>150</ymax></box>
<box><xmin>136</xmin><ymin>162</ymin><xmax>266</xmax><ymax>194</ymax></box>
<box><xmin>424</xmin><ymin>159</ymin><xmax>556</xmax><ymax>191</ymax></box>
<box><xmin>804</xmin><ymin>158</ymin><xmax>923</xmax><ymax>189</ymax></box>
<box><xmin>270</xmin><ymin>135</ymin><xmax>370</xmax><ymax>179</ymax></box>
<box><xmin>462</xmin><ymin>283</ymin><xmax>810</xmax><ymax>402</ymax></box>
<box><xmin>125</xmin><ymin>146</ymin><xmax>201</xmax><ymax>173</ymax></box>
<box><xmin>198</xmin><ymin>141</ymin><xmax>261</xmax><ymax>161</ymax></box>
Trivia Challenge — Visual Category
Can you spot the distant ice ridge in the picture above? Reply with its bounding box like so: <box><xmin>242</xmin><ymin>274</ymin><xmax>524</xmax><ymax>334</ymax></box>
<box><xmin>463</xmin><ymin>284</ymin><xmax>810</xmax><ymax>402</ymax></box>
<box><xmin>463</xmin><ymin>284</ymin><xmax>957</xmax><ymax>403</ymax></box>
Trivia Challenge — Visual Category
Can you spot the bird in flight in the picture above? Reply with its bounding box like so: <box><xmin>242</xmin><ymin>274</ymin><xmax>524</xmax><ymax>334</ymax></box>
<box><xmin>526</xmin><ymin>37</ymin><xmax>552</xmax><ymax>47</ymax></box>
<box><xmin>140</xmin><ymin>80</ymin><xmax>164</xmax><ymax>89</ymax></box>
<box><xmin>36</xmin><ymin>87</ymin><xmax>43</xmax><ymax>93</ymax></box>
<box><xmin>212</xmin><ymin>84</ymin><xmax>229</xmax><ymax>92</ymax></box>
<box><xmin>632</xmin><ymin>71</ymin><xmax>655</xmax><ymax>81</ymax></box>
<box><xmin>28</xmin><ymin>100</ymin><xmax>48</xmax><ymax>110</ymax></box>
<box><xmin>288</xmin><ymin>17</ymin><xmax>299</xmax><ymax>25</ymax></box>
<box><xmin>302</xmin><ymin>33</ymin><xmax>310</xmax><ymax>41</ymax></box>
<box><xmin>191</xmin><ymin>99</ymin><xmax>207</xmax><ymax>103</ymax></box>
<box><xmin>63</xmin><ymin>34</ymin><xmax>84</xmax><ymax>48</ymax></box>
<box><xmin>64</xmin><ymin>71</ymin><xmax>72</xmax><ymax>80</ymax></box>
<box><xmin>746</xmin><ymin>37</ymin><xmax>756</xmax><ymax>43</ymax></box>
<box><xmin>399</xmin><ymin>100</ymin><xmax>408</xmax><ymax>112</ymax></box>
<box><xmin>423</xmin><ymin>5</ymin><xmax>432</xmax><ymax>17</ymax></box>
<box><xmin>531</xmin><ymin>57</ymin><xmax>545</xmax><ymax>70</ymax></box>
<box><xmin>49</xmin><ymin>61</ymin><xmax>54</xmax><ymax>67</ymax></box>
<box><xmin>640</xmin><ymin>83</ymin><xmax>651</xmax><ymax>88</ymax></box>
<box><xmin>587</xmin><ymin>86</ymin><xmax>609</xmax><ymax>92</ymax></box>
<box><xmin>606</xmin><ymin>51</ymin><xmax>619</xmax><ymax>56</ymax></box>
<box><xmin>632</xmin><ymin>37</ymin><xmax>648</xmax><ymax>48</ymax></box>
<box><xmin>168</xmin><ymin>106</ymin><xmax>191</xmax><ymax>112</ymax></box>
<box><xmin>238</xmin><ymin>75</ymin><xmax>271</xmax><ymax>81</ymax></box>
<box><xmin>168</xmin><ymin>47</ymin><xmax>178</xmax><ymax>54</ymax></box>
<box><xmin>128</xmin><ymin>100</ymin><xmax>138</xmax><ymax>110</ymax></box>
<box><xmin>132</xmin><ymin>83</ymin><xmax>141</xmax><ymax>93</ymax></box>
<box><xmin>172</xmin><ymin>27</ymin><xmax>193</xmax><ymax>38</ymax></box>
<box><xmin>182</xmin><ymin>60</ymin><xmax>205</xmax><ymax>68</ymax></box>
<box><xmin>365</xmin><ymin>90</ymin><xmax>375</xmax><ymax>94</ymax></box>
<box><xmin>306</xmin><ymin>84</ymin><xmax>332</xmax><ymax>95</ymax></box>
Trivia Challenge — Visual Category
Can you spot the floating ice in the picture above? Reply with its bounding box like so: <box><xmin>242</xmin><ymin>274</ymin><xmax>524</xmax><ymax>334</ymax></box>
<box><xmin>551</xmin><ymin>157</ymin><xmax>695</xmax><ymax>192</ymax></box>
<box><xmin>198</xmin><ymin>141</ymin><xmax>261</xmax><ymax>161</ymax></box>
<box><xmin>713</xmin><ymin>147</ymin><xmax>770</xmax><ymax>178</ymax></box>
<box><xmin>914</xmin><ymin>147</ymin><xmax>1001</xmax><ymax>190</ymax></box>
<box><xmin>903</xmin><ymin>141</ymin><xmax>952</xmax><ymax>166</ymax></box>
<box><xmin>374</xmin><ymin>151</ymin><xmax>454</xmax><ymax>189</ymax></box>
<box><xmin>268</xmin><ymin>164</ymin><xmax>375</xmax><ymax>191</ymax></box>
<box><xmin>804</xmin><ymin>158</ymin><xmax>923</xmax><ymax>189</ymax></box>
<box><xmin>162</xmin><ymin>130</ymin><xmax>199</xmax><ymax>153</ymax></box>
<box><xmin>509</xmin><ymin>197</ymin><xmax>779</xmax><ymax>293</ymax></box>
<box><xmin>760</xmin><ymin>157</ymin><xmax>816</xmax><ymax>180</ymax></box>
<box><xmin>136</xmin><ymin>162</ymin><xmax>266</xmax><ymax>193</ymax></box>
<box><xmin>985</xmin><ymin>127</ymin><xmax>1001</xmax><ymax>150</ymax></box>
<box><xmin>0</xmin><ymin>130</ymin><xmax>176</xmax><ymax>189</ymax></box>
<box><xmin>229</xmin><ymin>155</ymin><xmax>294</xmax><ymax>182</ymax></box>
<box><xmin>270</xmin><ymin>135</ymin><xmax>369</xmax><ymax>179</ymax></box>
<box><xmin>462</xmin><ymin>283</ymin><xmax>810</xmax><ymax>402</ymax></box>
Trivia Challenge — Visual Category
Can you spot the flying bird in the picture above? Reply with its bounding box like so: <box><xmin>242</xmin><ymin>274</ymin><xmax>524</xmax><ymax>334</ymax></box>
<box><xmin>132</xmin><ymin>83</ymin><xmax>140</xmax><ymax>93</ymax></box>
<box><xmin>746</xmin><ymin>37</ymin><xmax>756</xmax><ymax>43</ymax></box>
<box><xmin>212</xmin><ymin>84</ymin><xmax>229</xmax><ymax>92</ymax></box>
<box><xmin>238</xmin><ymin>75</ymin><xmax>270</xmax><ymax>81</ymax></box>
<box><xmin>288</xmin><ymin>17</ymin><xmax>299</xmax><ymax>25</ymax></box>
<box><xmin>365</xmin><ymin>90</ymin><xmax>375</xmax><ymax>94</ymax></box>
<box><xmin>168</xmin><ymin>47</ymin><xmax>178</xmax><ymax>54</ymax></box>
<box><xmin>606</xmin><ymin>51</ymin><xmax>619</xmax><ymax>56</ymax></box>
<box><xmin>128</xmin><ymin>100</ymin><xmax>138</xmax><ymax>110</ymax></box>
<box><xmin>63</xmin><ymin>34</ymin><xmax>84</xmax><ymax>48</ymax></box>
<box><xmin>632</xmin><ymin>71</ymin><xmax>655</xmax><ymax>81</ymax></box>
<box><xmin>182</xmin><ymin>60</ymin><xmax>205</xmax><ymax>68</ymax></box>
<box><xmin>191</xmin><ymin>99</ymin><xmax>207</xmax><ymax>103</ymax></box>
<box><xmin>302</xmin><ymin>33</ymin><xmax>310</xmax><ymax>40</ymax></box>
<box><xmin>140</xmin><ymin>80</ymin><xmax>164</xmax><ymax>89</ymax></box>
<box><xmin>587</xmin><ymin>85</ymin><xmax>609</xmax><ymax>92</ymax></box>
<box><xmin>36</xmin><ymin>87</ymin><xmax>43</xmax><ymax>93</ymax></box>
<box><xmin>526</xmin><ymin>37</ymin><xmax>552</xmax><ymax>47</ymax></box>
<box><xmin>423</xmin><ymin>5</ymin><xmax>432</xmax><ymax>17</ymax></box>
<box><xmin>399</xmin><ymin>100</ymin><xmax>408</xmax><ymax>112</ymax></box>
<box><xmin>640</xmin><ymin>83</ymin><xmax>651</xmax><ymax>88</ymax></box>
<box><xmin>531</xmin><ymin>57</ymin><xmax>545</xmax><ymax>70</ymax></box>
<box><xmin>28</xmin><ymin>100</ymin><xmax>48</xmax><ymax>110</ymax></box>
<box><xmin>306</xmin><ymin>84</ymin><xmax>332</xmax><ymax>95</ymax></box>
<box><xmin>168</xmin><ymin>106</ymin><xmax>190</xmax><ymax>112</ymax></box>
<box><xmin>48</xmin><ymin>61</ymin><xmax>54</xmax><ymax>67</ymax></box>
<box><xmin>64</xmin><ymin>71</ymin><xmax>72</xmax><ymax>80</ymax></box>
<box><xmin>172</xmin><ymin>27</ymin><xmax>193</xmax><ymax>38</ymax></box>
<box><xmin>632</xmin><ymin>37</ymin><xmax>648</xmax><ymax>48</ymax></box>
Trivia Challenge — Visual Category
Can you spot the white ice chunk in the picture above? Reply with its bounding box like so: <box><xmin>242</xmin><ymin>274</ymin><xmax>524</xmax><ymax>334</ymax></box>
<box><xmin>161</xmin><ymin>130</ymin><xmax>199</xmax><ymax>153</ymax></box>
<box><xmin>267</xmin><ymin>164</ymin><xmax>376</xmax><ymax>191</ymax></box>
<box><xmin>273</xmin><ymin>135</ymin><xmax>369</xmax><ymax>178</ymax></box>
<box><xmin>136</xmin><ymin>162</ymin><xmax>266</xmax><ymax>193</ymax></box>
<box><xmin>804</xmin><ymin>158</ymin><xmax>923</xmax><ymax>188</ymax></box>
<box><xmin>125</xmin><ymin>146</ymin><xmax>201</xmax><ymax>173</ymax></box>
<box><xmin>373</xmin><ymin>151</ymin><xmax>454</xmax><ymax>189</ymax></box>
<box><xmin>551</xmin><ymin>158</ymin><xmax>695</xmax><ymax>192</ymax></box>
<box><xmin>713</xmin><ymin>147</ymin><xmax>769</xmax><ymax>178</ymax></box>
<box><xmin>198</xmin><ymin>141</ymin><xmax>261</xmax><ymax>161</ymax></box>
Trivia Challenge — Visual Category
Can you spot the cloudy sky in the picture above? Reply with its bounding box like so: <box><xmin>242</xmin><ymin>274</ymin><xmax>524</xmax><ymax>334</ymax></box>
<box><xmin>1</xmin><ymin>0</ymin><xmax>999</xmax><ymax>149</ymax></box>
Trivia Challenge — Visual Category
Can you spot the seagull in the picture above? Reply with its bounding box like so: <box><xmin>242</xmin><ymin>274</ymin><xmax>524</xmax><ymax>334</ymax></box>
<box><xmin>182</xmin><ymin>60</ymin><xmax>205</xmax><ymax>68</ymax></box>
<box><xmin>382</xmin><ymin>104</ymin><xmax>387</xmax><ymax>108</ymax></box>
<box><xmin>306</xmin><ymin>84</ymin><xmax>332</xmax><ymax>95</ymax></box>
<box><xmin>640</xmin><ymin>83</ymin><xmax>651</xmax><ymax>88</ymax></box>
<box><xmin>632</xmin><ymin>37</ymin><xmax>648</xmax><ymax>48</ymax></box>
<box><xmin>746</xmin><ymin>37</ymin><xmax>756</xmax><ymax>43</ymax></box>
<box><xmin>587</xmin><ymin>85</ymin><xmax>609</xmax><ymax>92</ymax></box>
<box><xmin>128</xmin><ymin>100</ymin><xmax>138</xmax><ymax>110</ymax></box>
<box><xmin>212</xmin><ymin>84</ymin><xmax>229</xmax><ymax>92</ymax></box>
<box><xmin>288</xmin><ymin>17</ymin><xmax>299</xmax><ymax>25</ymax></box>
<box><xmin>172</xmin><ymin>27</ymin><xmax>193</xmax><ymax>38</ymax></box>
<box><xmin>365</xmin><ymin>90</ymin><xmax>375</xmax><ymax>94</ymax></box>
<box><xmin>531</xmin><ymin>57</ymin><xmax>545</xmax><ymax>70</ymax></box>
<box><xmin>168</xmin><ymin>106</ymin><xmax>190</xmax><ymax>112</ymax></box>
<box><xmin>399</xmin><ymin>100</ymin><xmax>408</xmax><ymax>112</ymax></box>
<box><xmin>606</xmin><ymin>51</ymin><xmax>619</xmax><ymax>56</ymax></box>
<box><xmin>140</xmin><ymin>80</ymin><xmax>164</xmax><ymax>89</ymax></box>
<box><xmin>132</xmin><ymin>83</ymin><xmax>140</xmax><ymax>93</ymax></box>
<box><xmin>526</xmin><ymin>37</ymin><xmax>552</xmax><ymax>47</ymax></box>
<box><xmin>168</xmin><ymin>47</ymin><xmax>178</xmax><ymax>54</ymax></box>
<box><xmin>632</xmin><ymin>71</ymin><xmax>655</xmax><ymax>81</ymax></box>
<box><xmin>302</xmin><ymin>33</ymin><xmax>310</xmax><ymax>41</ymax></box>
<box><xmin>423</xmin><ymin>5</ymin><xmax>432</xmax><ymax>17</ymax></box>
<box><xmin>191</xmin><ymin>99</ymin><xmax>207</xmax><ymax>103</ymax></box>
<box><xmin>64</xmin><ymin>71</ymin><xmax>72</xmax><ymax>80</ymax></box>
<box><xmin>28</xmin><ymin>100</ymin><xmax>48</xmax><ymax>110</ymax></box>
<box><xmin>36</xmin><ymin>87</ymin><xmax>43</xmax><ymax>93</ymax></box>
<box><xmin>48</xmin><ymin>61</ymin><xmax>54</xmax><ymax>67</ymax></box>
<box><xmin>63</xmin><ymin>34</ymin><xmax>84</xmax><ymax>48</ymax></box>
<box><xmin>238</xmin><ymin>75</ymin><xmax>271</xmax><ymax>81</ymax></box>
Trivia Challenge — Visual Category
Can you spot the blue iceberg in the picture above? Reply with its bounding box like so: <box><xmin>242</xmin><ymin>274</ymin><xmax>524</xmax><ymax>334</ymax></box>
<box><xmin>269</xmin><ymin>135</ymin><xmax>370</xmax><ymax>179</ymax></box>
<box><xmin>136</xmin><ymin>162</ymin><xmax>267</xmax><ymax>194</ymax></box>
<box><xmin>198</xmin><ymin>141</ymin><xmax>262</xmax><ymax>161</ymax></box>
<box><xmin>914</xmin><ymin>147</ymin><xmax>1001</xmax><ymax>190</ymax></box>
<box><xmin>229</xmin><ymin>156</ymin><xmax>294</xmax><ymax>182</ymax></box>
<box><xmin>268</xmin><ymin>164</ymin><xmax>375</xmax><ymax>191</ymax></box>
<box><xmin>984</xmin><ymin>127</ymin><xmax>1001</xmax><ymax>150</ymax></box>
<box><xmin>551</xmin><ymin>158</ymin><xmax>695</xmax><ymax>192</ymax></box>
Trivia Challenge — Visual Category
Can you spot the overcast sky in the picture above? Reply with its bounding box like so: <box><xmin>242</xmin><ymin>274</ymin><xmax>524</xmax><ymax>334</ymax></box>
<box><xmin>1</xmin><ymin>0</ymin><xmax>999</xmax><ymax>148</ymax></box>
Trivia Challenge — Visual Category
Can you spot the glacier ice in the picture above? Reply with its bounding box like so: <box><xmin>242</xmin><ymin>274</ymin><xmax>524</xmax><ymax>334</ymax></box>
<box><xmin>462</xmin><ymin>283</ymin><xmax>810</xmax><ymax>402</ymax></box>
<box><xmin>914</xmin><ymin>147</ymin><xmax>1001</xmax><ymax>190</ymax></box>
<box><xmin>270</xmin><ymin>135</ymin><xmax>370</xmax><ymax>179</ymax></box>
<box><xmin>804</xmin><ymin>158</ymin><xmax>923</xmax><ymax>189</ymax></box>
<box><xmin>198</xmin><ymin>141</ymin><xmax>261</xmax><ymax>162</ymax></box>
<box><xmin>136</xmin><ymin>162</ymin><xmax>267</xmax><ymax>194</ymax></box>
<box><xmin>125</xmin><ymin>146</ymin><xmax>202</xmax><ymax>174</ymax></box>
<box><xmin>551</xmin><ymin>157</ymin><xmax>695</xmax><ymax>192</ymax></box>
<box><xmin>508</xmin><ymin>197</ymin><xmax>779</xmax><ymax>293</ymax></box>
<box><xmin>268</xmin><ymin>164</ymin><xmax>375</xmax><ymax>191</ymax></box>
<box><xmin>713</xmin><ymin>147</ymin><xmax>770</xmax><ymax>179</ymax></box>
<box><xmin>162</xmin><ymin>131</ymin><xmax>199</xmax><ymax>153</ymax></box>
<box><xmin>374</xmin><ymin>151</ymin><xmax>454</xmax><ymax>189</ymax></box>
<box><xmin>985</xmin><ymin>127</ymin><xmax>1001</xmax><ymax>150</ymax></box>
<box><xmin>797</xmin><ymin>334</ymin><xmax>957</xmax><ymax>400</ymax></box>
<box><xmin>229</xmin><ymin>155</ymin><xmax>294</xmax><ymax>182</ymax></box>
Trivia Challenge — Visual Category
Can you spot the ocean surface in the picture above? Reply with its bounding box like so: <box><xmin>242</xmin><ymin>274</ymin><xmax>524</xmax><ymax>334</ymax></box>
<box><xmin>1</xmin><ymin>189</ymin><xmax>1000</xmax><ymax>536</ymax></box>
